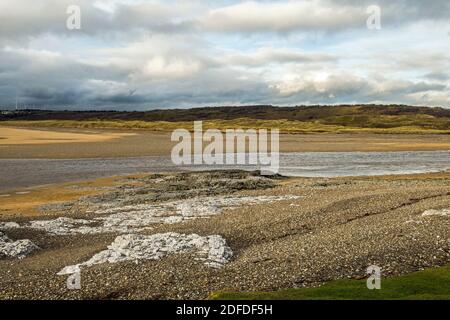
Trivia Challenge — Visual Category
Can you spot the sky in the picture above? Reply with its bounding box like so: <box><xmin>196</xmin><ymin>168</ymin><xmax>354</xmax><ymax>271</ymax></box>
<box><xmin>0</xmin><ymin>0</ymin><xmax>449</xmax><ymax>110</ymax></box>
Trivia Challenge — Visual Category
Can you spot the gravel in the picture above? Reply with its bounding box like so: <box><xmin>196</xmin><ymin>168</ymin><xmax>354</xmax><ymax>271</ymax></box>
<box><xmin>0</xmin><ymin>170</ymin><xmax>449</xmax><ymax>299</ymax></box>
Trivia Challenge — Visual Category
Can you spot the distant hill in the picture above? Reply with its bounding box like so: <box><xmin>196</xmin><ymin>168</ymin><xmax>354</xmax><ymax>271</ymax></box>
<box><xmin>1</xmin><ymin>105</ymin><xmax>450</xmax><ymax>133</ymax></box>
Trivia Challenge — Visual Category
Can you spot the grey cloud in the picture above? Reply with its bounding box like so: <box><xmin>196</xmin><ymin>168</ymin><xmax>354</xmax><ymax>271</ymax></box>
<box><xmin>0</xmin><ymin>41</ymin><xmax>275</xmax><ymax>109</ymax></box>
<box><xmin>1</xmin><ymin>42</ymin><xmax>449</xmax><ymax>109</ymax></box>
<box><xmin>223</xmin><ymin>48</ymin><xmax>337</xmax><ymax>66</ymax></box>
<box><xmin>425</xmin><ymin>72</ymin><xmax>449</xmax><ymax>81</ymax></box>
<box><xmin>1</xmin><ymin>0</ymin><xmax>449</xmax><ymax>41</ymax></box>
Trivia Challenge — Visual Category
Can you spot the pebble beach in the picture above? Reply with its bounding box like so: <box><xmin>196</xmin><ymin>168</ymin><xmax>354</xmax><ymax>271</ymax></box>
<box><xmin>0</xmin><ymin>170</ymin><xmax>448</xmax><ymax>299</ymax></box>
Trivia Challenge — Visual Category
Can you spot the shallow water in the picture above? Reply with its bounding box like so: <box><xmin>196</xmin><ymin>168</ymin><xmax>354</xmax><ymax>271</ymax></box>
<box><xmin>0</xmin><ymin>151</ymin><xmax>449</xmax><ymax>191</ymax></box>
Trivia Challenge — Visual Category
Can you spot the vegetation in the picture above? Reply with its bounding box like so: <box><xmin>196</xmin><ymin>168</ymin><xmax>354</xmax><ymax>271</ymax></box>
<box><xmin>1</xmin><ymin>105</ymin><xmax>450</xmax><ymax>134</ymax></box>
<box><xmin>209</xmin><ymin>266</ymin><xmax>450</xmax><ymax>300</ymax></box>
<box><xmin>1</xmin><ymin>118</ymin><xmax>450</xmax><ymax>134</ymax></box>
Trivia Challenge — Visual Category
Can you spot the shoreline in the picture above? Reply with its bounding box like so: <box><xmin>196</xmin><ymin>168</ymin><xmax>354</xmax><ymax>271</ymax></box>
<box><xmin>1</xmin><ymin>167</ymin><xmax>450</xmax><ymax>195</ymax></box>
<box><xmin>1</xmin><ymin>169</ymin><xmax>450</xmax><ymax>215</ymax></box>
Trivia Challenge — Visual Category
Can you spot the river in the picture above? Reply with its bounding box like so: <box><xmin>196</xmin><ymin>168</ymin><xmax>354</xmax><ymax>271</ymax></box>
<box><xmin>0</xmin><ymin>151</ymin><xmax>449</xmax><ymax>192</ymax></box>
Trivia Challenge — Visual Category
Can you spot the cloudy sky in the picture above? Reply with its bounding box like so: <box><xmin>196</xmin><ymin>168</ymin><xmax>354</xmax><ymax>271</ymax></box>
<box><xmin>0</xmin><ymin>0</ymin><xmax>449</xmax><ymax>110</ymax></box>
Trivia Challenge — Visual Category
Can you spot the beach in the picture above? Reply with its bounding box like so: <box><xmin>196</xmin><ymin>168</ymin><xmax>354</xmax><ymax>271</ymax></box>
<box><xmin>0</xmin><ymin>170</ymin><xmax>449</xmax><ymax>299</ymax></box>
<box><xmin>0</xmin><ymin>125</ymin><xmax>449</xmax><ymax>299</ymax></box>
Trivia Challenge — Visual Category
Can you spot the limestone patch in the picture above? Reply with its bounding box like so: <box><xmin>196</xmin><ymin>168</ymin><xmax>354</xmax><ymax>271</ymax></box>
<box><xmin>0</xmin><ymin>231</ymin><xmax>39</xmax><ymax>259</ymax></box>
<box><xmin>422</xmin><ymin>209</ymin><xmax>450</xmax><ymax>218</ymax></box>
<box><xmin>58</xmin><ymin>233</ymin><xmax>233</xmax><ymax>275</ymax></box>
<box><xmin>5</xmin><ymin>195</ymin><xmax>300</xmax><ymax>236</ymax></box>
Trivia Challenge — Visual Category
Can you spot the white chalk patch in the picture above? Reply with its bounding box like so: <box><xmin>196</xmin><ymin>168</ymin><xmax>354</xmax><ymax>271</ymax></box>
<box><xmin>26</xmin><ymin>217</ymin><xmax>95</xmax><ymax>235</ymax></box>
<box><xmin>0</xmin><ymin>231</ymin><xmax>39</xmax><ymax>259</ymax></box>
<box><xmin>15</xmin><ymin>191</ymin><xmax>30</xmax><ymax>195</ymax></box>
<box><xmin>422</xmin><ymin>209</ymin><xmax>450</xmax><ymax>218</ymax></box>
<box><xmin>404</xmin><ymin>220</ymin><xmax>422</xmax><ymax>224</ymax></box>
<box><xmin>0</xmin><ymin>194</ymin><xmax>11</xmax><ymax>197</ymax></box>
<box><xmin>11</xmin><ymin>195</ymin><xmax>300</xmax><ymax>236</ymax></box>
<box><xmin>58</xmin><ymin>233</ymin><xmax>233</xmax><ymax>275</ymax></box>
<box><xmin>0</xmin><ymin>222</ymin><xmax>20</xmax><ymax>229</ymax></box>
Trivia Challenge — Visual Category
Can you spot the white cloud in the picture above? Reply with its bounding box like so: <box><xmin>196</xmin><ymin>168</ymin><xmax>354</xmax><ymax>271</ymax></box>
<box><xmin>271</xmin><ymin>71</ymin><xmax>368</xmax><ymax>96</ymax></box>
<box><xmin>201</xmin><ymin>0</ymin><xmax>366</xmax><ymax>33</ymax></box>
<box><xmin>142</xmin><ymin>57</ymin><xmax>202</xmax><ymax>79</ymax></box>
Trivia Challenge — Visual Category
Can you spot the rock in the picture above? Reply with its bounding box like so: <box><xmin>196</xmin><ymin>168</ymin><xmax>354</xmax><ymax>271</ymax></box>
<box><xmin>27</xmin><ymin>217</ymin><xmax>93</xmax><ymax>235</ymax></box>
<box><xmin>422</xmin><ymin>209</ymin><xmax>450</xmax><ymax>217</ymax></box>
<box><xmin>58</xmin><ymin>233</ymin><xmax>233</xmax><ymax>275</ymax></box>
<box><xmin>0</xmin><ymin>231</ymin><xmax>40</xmax><ymax>259</ymax></box>
<box><xmin>0</xmin><ymin>222</ymin><xmax>20</xmax><ymax>229</ymax></box>
<box><xmin>10</xmin><ymin>195</ymin><xmax>300</xmax><ymax>236</ymax></box>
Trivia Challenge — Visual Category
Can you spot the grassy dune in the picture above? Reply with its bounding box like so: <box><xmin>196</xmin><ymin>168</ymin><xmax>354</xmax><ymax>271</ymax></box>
<box><xmin>2</xmin><ymin>105</ymin><xmax>450</xmax><ymax>134</ymax></box>
<box><xmin>2</xmin><ymin>118</ymin><xmax>450</xmax><ymax>134</ymax></box>
<box><xmin>210</xmin><ymin>266</ymin><xmax>450</xmax><ymax>300</ymax></box>
<box><xmin>0</xmin><ymin>105</ymin><xmax>450</xmax><ymax>134</ymax></box>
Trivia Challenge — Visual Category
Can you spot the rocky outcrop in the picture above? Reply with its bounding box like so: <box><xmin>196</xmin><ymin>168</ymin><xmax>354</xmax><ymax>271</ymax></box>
<box><xmin>58</xmin><ymin>233</ymin><xmax>233</xmax><ymax>275</ymax></box>
<box><xmin>0</xmin><ymin>231</ymin><xmax>39</xmax><ymax>259</ymax></box>
<box><xmin>7</xmin><ymin>195</ymin><xmax>299</xmax><ymax>236</ymax></box>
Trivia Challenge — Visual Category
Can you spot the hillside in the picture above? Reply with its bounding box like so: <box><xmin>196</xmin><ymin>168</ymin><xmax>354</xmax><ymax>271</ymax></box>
<box><xmin>1</xmin><ymin>105</ymin><xmax>450</xmax><ymax>133</ymax></box>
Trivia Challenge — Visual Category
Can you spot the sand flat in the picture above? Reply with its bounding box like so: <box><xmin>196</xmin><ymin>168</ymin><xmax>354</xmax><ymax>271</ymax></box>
<box><xmin>1</xmin><ymin>126</ymin><xmax>450</xmax><ymax>159</ymax></box>
<box><xmin>0</xmin><ymin>127</ymin><xmax>135</xmax><ymax>145</ymax></box>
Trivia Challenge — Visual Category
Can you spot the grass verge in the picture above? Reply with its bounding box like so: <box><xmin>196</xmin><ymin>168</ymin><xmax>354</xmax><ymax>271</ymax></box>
<box><xmin>209</xmin><ymin>266</ymin><xmax>450</xmax><ymax>300</ymax></box>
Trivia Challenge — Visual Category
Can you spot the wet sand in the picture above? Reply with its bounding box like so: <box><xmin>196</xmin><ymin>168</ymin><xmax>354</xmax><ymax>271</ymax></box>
<box><xmin>0</xmin><ymin>175</ymin><xmax>128</xmax><ymax>219</ymax></box>
<box><xmin>1</xmin><ymin>126</ymin><xmax>450</xmax><ymax>159</ymax></box>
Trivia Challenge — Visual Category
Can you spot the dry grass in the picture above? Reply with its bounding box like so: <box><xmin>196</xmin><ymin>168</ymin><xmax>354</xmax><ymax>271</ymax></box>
<box><xmin>2</xmin><ymin>118</ymin><xmax>450</xmax><ymax>134</ymax></box>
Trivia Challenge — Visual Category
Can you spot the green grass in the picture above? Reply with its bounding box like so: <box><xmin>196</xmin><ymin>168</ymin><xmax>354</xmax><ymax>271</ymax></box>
<box><xmin>2</xmin><ymin>118</ymin><xmax>450</xmax><ymax>134</ymax></box>
<box><xmin>209</xmin><ymin>266</ymin><xmax>450</xmax><ymax>300</ymax></box>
